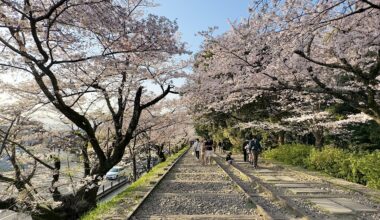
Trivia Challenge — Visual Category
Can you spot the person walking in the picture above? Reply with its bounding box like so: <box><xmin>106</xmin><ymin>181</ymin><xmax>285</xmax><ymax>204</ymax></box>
<box><xmin>192</xmin><ymin>138</ymin><xmax>200</xmax><ymax>160</ymax></box>
<box><xmin>251</xmin><ymin>135</ymin><xmax>262</xmax><ymax>168</ymax></box>
<box><xmin>200</xmin><ymin>139</ymin><xmax>206</xmax><ymax>165</ymax></box>
<box><xmin>242</xmin><ymin>138</ymin><xmax>249</xmax><ymax>162</ymax></box>
<box><xmin>204</xmin><ymin>138</ymin><xmax>214</xmax><ymax>165</ymax></box>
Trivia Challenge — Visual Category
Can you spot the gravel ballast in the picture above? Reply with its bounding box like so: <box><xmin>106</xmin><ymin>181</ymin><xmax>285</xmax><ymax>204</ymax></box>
<box><xmin>132</xmin><ymin>152</ymin><xmax>263</xmax><ymax>219</ymax></box>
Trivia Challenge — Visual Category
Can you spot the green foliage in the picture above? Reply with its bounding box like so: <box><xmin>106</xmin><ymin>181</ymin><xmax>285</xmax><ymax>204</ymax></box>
<box><xmin>192</xmin><ymin>92</ymin><xmax>291</xmax><ymax>153</ymax></box>
<box><xmin>222</xmin><ymin>127</ymin><xmax>244</xmax><ymax>153</ymax></box>
<box><xmin>263</xmin><ymin>144</ymin><xmax>380</xmax><ymax>190</ymax></box>
<box><xmin>357</xmin><ymin>151</ymin><xmax>380</xmax><ymax>189</ymax></box>
<box><xmin>262</xmin><ymin>144</ymin><xmax>312</xmax><ymax>167</ymax></box>
<box><xmin>307</xmin><ymin>147</ymin><xmax>356</xmax><ymax>180</ymax></box>
<box><xmin>347</xmin><ymin>121</ymin><xmax>380</xmax><ymax>151</ymax></box>
<box><xmin>194</xmin><ymin>122</ymin><xmax>210</xmax><ymax>138</ymax></box>
<box><xmin>326</xmin><ymin>103</ymin><xmax>380</xmax><ymax>151</ymax></box>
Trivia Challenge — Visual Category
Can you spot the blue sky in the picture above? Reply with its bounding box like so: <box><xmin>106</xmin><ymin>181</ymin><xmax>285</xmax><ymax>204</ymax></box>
<box><xmin>149</xmin><ymin>0</ymin><xmax>252</xmax><ymax>54</ymax></box>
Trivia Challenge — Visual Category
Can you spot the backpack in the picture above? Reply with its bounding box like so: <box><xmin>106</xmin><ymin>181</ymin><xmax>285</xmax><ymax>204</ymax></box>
<box><xmin>250</xmin><ymin>139</ymin><xmax>262</xmax><ymax>151</ymax></box>
<box><xmin>205</xmin><ymin>140</ymin><xmax>213</xmax><ymax>151</ymax></box>
<box><xmin>249</xmin><ymin>140</ymin><xmax>255</xmax><ymax>149</ymax></box>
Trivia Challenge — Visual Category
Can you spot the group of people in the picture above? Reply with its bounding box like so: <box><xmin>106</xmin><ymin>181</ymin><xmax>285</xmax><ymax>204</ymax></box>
<box><xmin>192</xmin><ymin>134</ymin><xmax>262</xmax><ymax>168</ymax></box>
<box><xmin>242</xmin><ymin>135</ymin><xmax>262</xmax><ymax>168</ymax></box>
<box><xmin>192</xmin><ymin>138</ymin><xmax>214</xmax><ymax>165</ymax></box>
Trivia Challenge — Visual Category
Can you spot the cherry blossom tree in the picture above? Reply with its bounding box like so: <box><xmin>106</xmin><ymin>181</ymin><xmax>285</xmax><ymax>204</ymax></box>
<box><xmin>187</xmin><ymin>0</ymin><xmax>380</xmax><ymax>123</ymax></box>
<box><xmin>0</xmin><ymin>0</ymin><xmax>187</xmax><ymax>218</ymax></box>
<box><xmin>183</xmin><ymin>0</ymin><xmax>379</xmax><ymax>153</ymax></box>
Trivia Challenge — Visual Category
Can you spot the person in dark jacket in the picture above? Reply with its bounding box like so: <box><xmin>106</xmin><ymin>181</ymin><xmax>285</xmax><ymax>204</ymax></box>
<box><xmin>251</xmin><ymin>135</ymin><xmax>262</xmax><ymax>168</ymax></box>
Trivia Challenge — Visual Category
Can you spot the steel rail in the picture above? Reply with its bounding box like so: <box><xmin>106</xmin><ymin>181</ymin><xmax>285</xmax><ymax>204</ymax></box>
<box><xmin>213</xmin><ymin>152</ymin><xmax>313</xmax><ymax>220</ymax></box>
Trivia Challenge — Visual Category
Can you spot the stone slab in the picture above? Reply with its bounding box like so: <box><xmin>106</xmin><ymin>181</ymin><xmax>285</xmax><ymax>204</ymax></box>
<box><xmin>259</xmin><ymin>175</ymin><xmax>279</xmax><ymax>181</ymax></box>
<box><xmin>253</xmin><ymin>169</ymin><xmax>274</xmax><ymax>173</ymax></box>
<box><xmin>309</xmin><ymin>198</ymin><xmax>353</xmax><ymax>214</ymax></box>
<box><xmin>287</xmin><ymin>188</ymin><xmax>326</xmax><ymax>194</ymax></box>
<box><xmin>330</xmin><ymin>198</ymin><xmax>378</xmax><ymax>212</ymax></box>
<box><xmin>147</xmin><ymin>215</ymin><xmax>258</xmax><ymax>219</ymax></box>
<box><xmin>274</xmin><ymin>183</ymin><xmax>309</xmax><ymax>188</ymax></box>
<box><xmin>276</xmin><ymin>176</ymin><xmax>297</xmax><ymax>181</ymax></box>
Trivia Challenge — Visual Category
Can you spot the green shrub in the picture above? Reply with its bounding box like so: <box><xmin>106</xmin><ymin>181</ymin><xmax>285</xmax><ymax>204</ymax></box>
<box><xmin>263</xmin><ymin>143</ymin><xmax>311</xmax><ymax>167</ymax></box>
<box><xmin>357</xmin><ymin>151</ymin><xmax>380</xmax><ymax>189</ymax></box>
<box><xmin>263</xmin><ymin>144</ymin><xmax>380</xmax><ymax>190</ymax></box>
<box><xmin>307</xmin><ymin>146</ymin><xmax>348</xmax><ymax>177</ymax></box>
<box><xmin>307</xmin><ymin>147</ymin><xmax>367</xmax><ymax>185</ymax></box>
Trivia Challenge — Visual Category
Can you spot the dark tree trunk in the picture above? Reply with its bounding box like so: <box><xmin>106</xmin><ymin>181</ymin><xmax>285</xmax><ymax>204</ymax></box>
<box><xmin>313</xmin><ymin>128</ymin><xmax>324</xmax><ymax>149</ymax></box>
<box><xmin>130</xmin><ymin>137</ymin><xmax>138</xmax><ymax>182</ymax></box>
<box><xmin>81</xmin><ymin>143</ymin><xmax>91</xmax><ymax>177</ymax></box>
<box><xmin>147</xmin><ymin>147</ymin><xmax>151</xmax><ymax>171</ymax></box>
<box><xmin>32</xmin><ymin>183</ymin><xmax>99</xmax><ymax>220</ymax></box>
<box><xmin>157</xmin><ymin>144</ymin><xmax>166</xmax><ymax>162</ymax></box>
<box><xmin>132</xmin><ymin>154</ymin><xmax>137</xmax><ymax>182</ymax></box>
<box><xmin>278</xmin><ymin>131</ymin><xmax>285</xmax><ymax>145</ymax></box>
<box><xmin>168</xmin><ymin>142</ymin><xmax>171</xmax><ymax>155</ymax></box>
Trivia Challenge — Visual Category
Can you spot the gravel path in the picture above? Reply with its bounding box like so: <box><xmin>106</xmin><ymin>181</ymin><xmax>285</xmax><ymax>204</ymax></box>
<box><xmin>131</xmin><ymin>151</ymin><xmax>264</xmax><ymax>219</ymax></box>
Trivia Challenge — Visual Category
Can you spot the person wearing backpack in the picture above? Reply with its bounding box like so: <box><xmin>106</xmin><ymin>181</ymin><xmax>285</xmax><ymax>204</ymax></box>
<box><xmin>251</xmin><ymin>135</ymin><xmax>262</xmax><ymax>168</ymax></box>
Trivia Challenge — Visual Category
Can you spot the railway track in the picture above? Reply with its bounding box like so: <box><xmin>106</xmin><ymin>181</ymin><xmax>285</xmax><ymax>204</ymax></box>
<box><xmin>213</xmin><ymin>152</ymin><xmax>380</xmax><ymax>220</ymax></box>
<box><xmin>129</xmin><ymin>150</ymin><xmax>379</xmax><ymax>220</ymax></box>
<box><xmin>130</xmin><ymin>151</ymin><xmax>265</xmax><ymax>219</ymax></box>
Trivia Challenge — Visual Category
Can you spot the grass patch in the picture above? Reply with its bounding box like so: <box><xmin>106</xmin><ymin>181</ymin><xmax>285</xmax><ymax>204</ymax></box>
<box><xmin>81</xmin><ymin>147</ymin><xmax>188</xmax><ymax>220</ymax></box>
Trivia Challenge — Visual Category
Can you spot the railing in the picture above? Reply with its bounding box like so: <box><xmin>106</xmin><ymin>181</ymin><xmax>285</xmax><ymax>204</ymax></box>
<box><xmin>96</xmin><ymin>176</ymin><xmax>131</xmax><ymax>201</ymax></box>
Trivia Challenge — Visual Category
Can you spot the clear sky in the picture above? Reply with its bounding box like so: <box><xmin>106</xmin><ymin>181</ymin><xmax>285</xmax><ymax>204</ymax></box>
<box><xmin>149</xmin><ymin>0</ymin><xmax>252</xmax><ymax>54</ymax></box>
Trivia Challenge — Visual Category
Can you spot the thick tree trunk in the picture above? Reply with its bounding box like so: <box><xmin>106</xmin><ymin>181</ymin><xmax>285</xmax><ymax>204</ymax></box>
<box><xmin>32</xmin><ymin>184</ymin><xmax>99</xmax><ymax>220</ymax></box>
<box><xmin>278</xmin><ymin>131</ymin><xmax>285</xmax><ymax>145</ymax></box>
<box><xmin>312</xmin><ymin>128</ymin><xmax>324</xmax><ymax>149</ymax></box>
<box><xmin>157</xmin><ymin>144</ymin><xmax>166</xmax><ymax>162</ymax></box>
<box><xmin>81</xmin><ymin>143</ymin><xmax>91</xmax><ymax>177</ymax></box>
<box><xmin>296</xmin><ymin>135</ymin><xmax>302</xmax><ymax>143</ymax></box>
